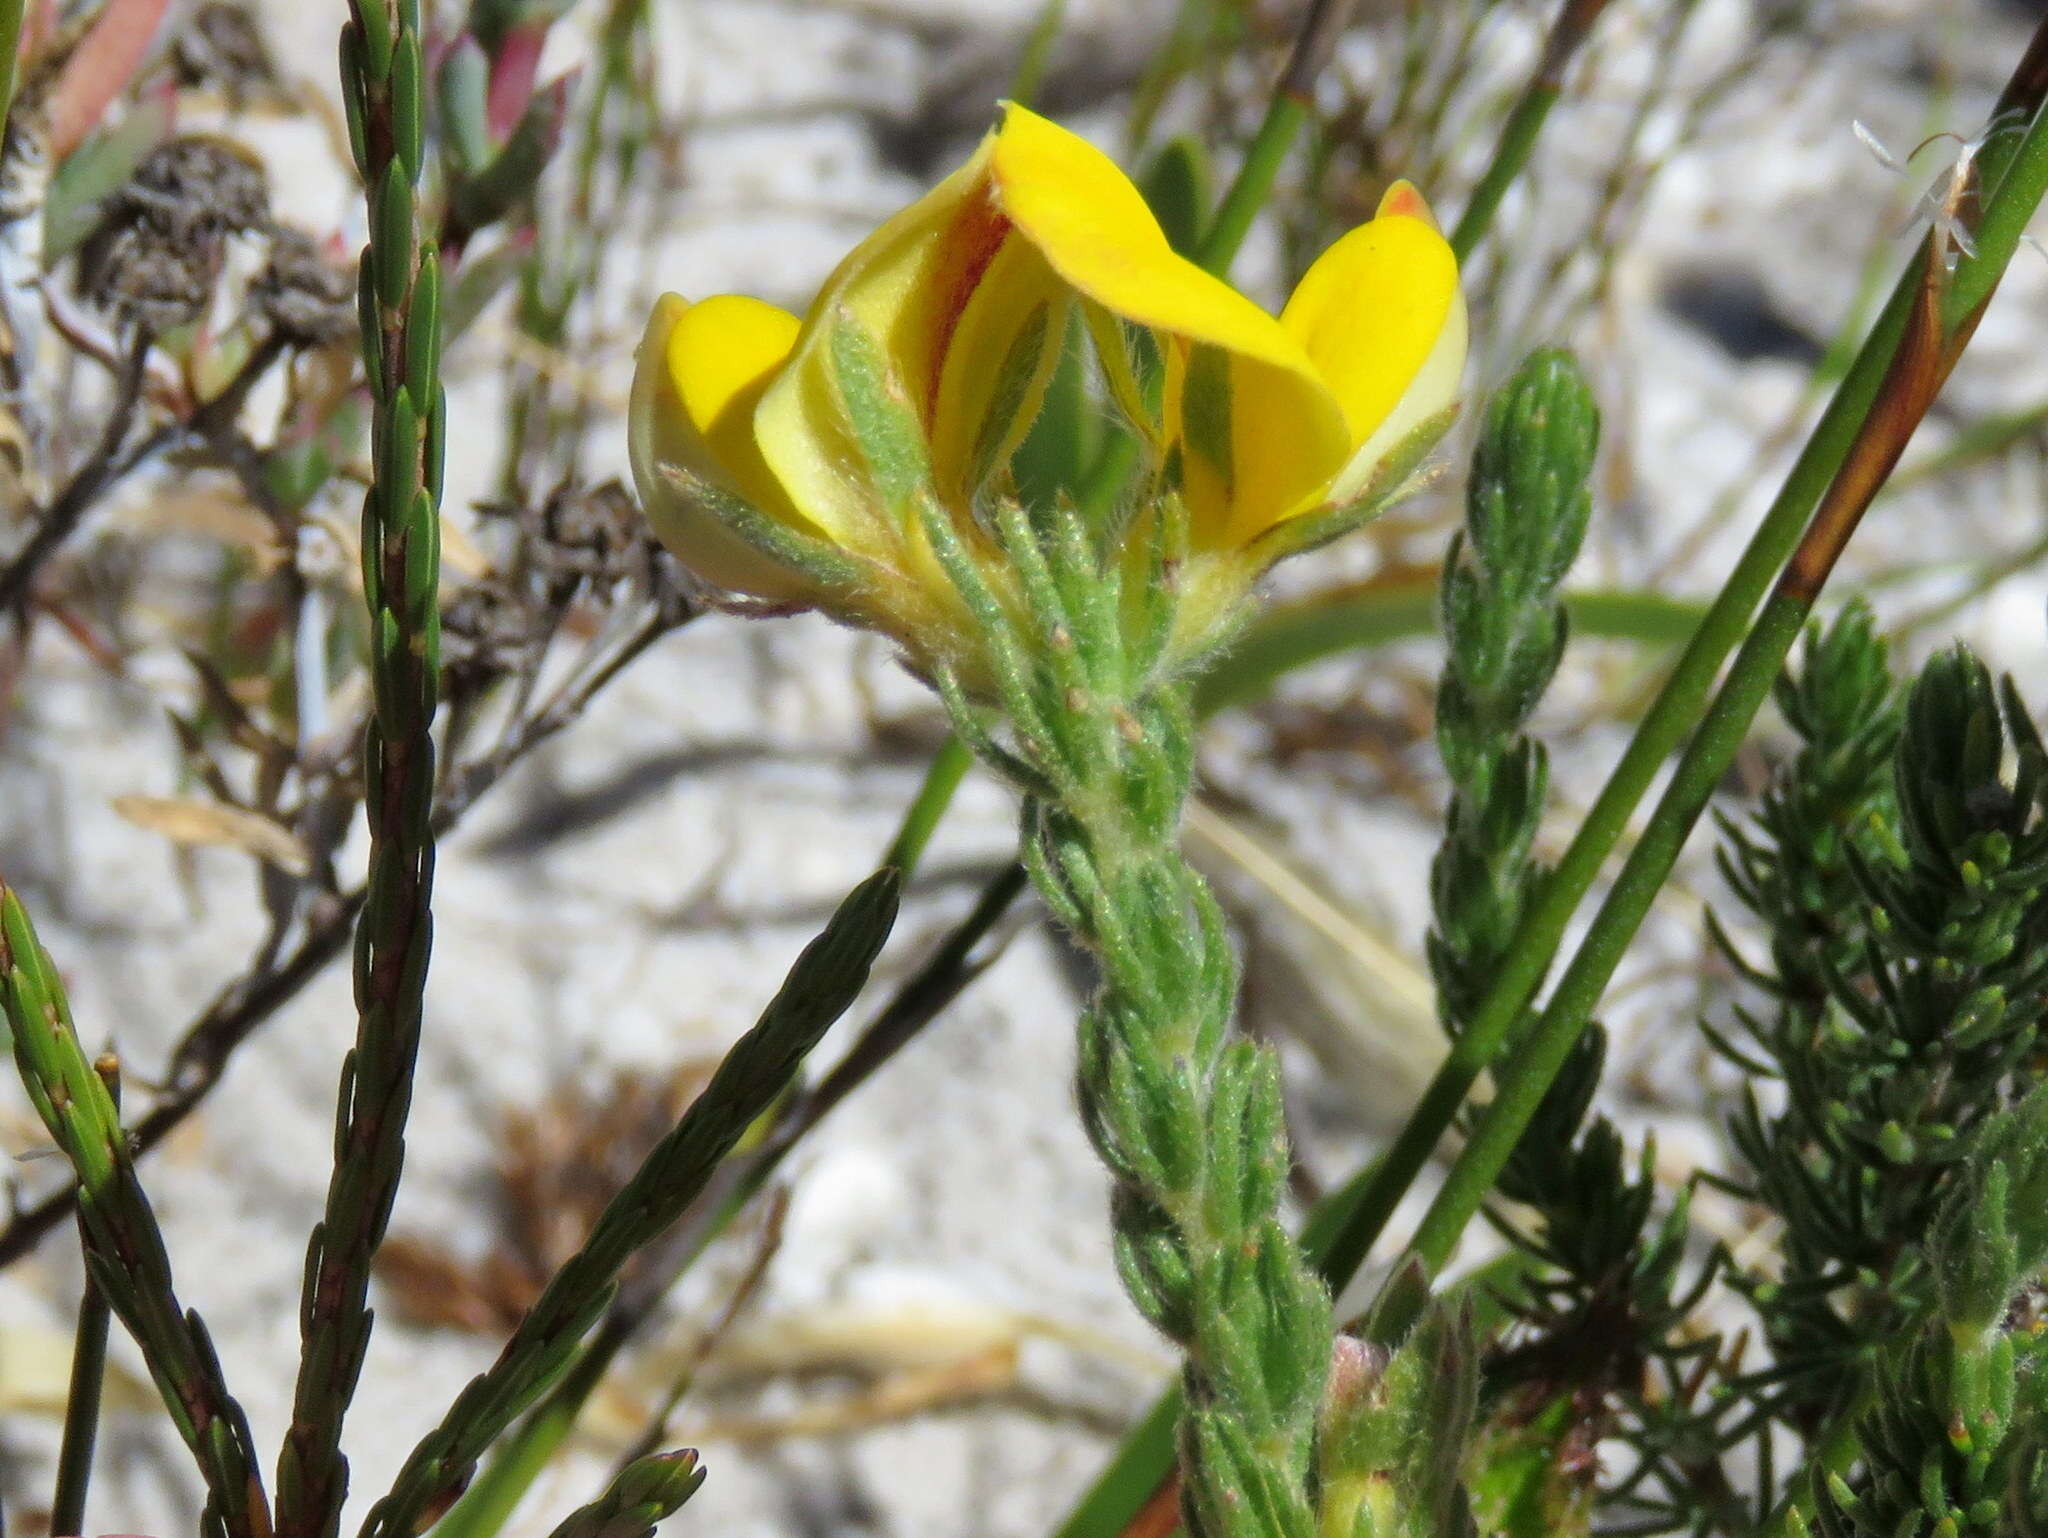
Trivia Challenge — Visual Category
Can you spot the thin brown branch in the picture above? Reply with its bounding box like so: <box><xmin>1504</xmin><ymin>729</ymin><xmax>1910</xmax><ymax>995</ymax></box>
<box><xmin>0</xmin><ymin>334</ymin><xmax>292</xmax><ymax>618</ymax></box>
<box><xmin>0</xmin><ymin>336</ymin><xmax>151</xmax><ymax>616</ymax></box>
<box><xmin>0</xmin><ymin>603</ymin><xmax>690</xmax><ymax>1269</ymax></box>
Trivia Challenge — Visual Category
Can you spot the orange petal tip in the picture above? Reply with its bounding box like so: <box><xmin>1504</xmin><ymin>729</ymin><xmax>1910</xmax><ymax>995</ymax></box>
<box><xmin>1375</xmin><ymin>180</ymin><xmax>1439</xmax><ymax>231</ymax></box>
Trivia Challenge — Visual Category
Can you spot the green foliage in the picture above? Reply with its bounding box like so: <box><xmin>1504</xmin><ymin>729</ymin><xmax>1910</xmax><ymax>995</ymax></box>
<box><xmin>362</xmin><ymin>868</ymin><xmax>899</xmax><ymax>1538</ymax></box>
<box><xmin>12</xmin><ymin>8</ymin><xmax>2048</xmax><ymax>1538</ymax></box>
<box><xmin>1717</xmin><ymin>632</ymin><xmax>2048</xmax><ymax>1442</ymax></box>
<box><xmin>1429</xmin><ymin>349</ymin><xmax>1599</xmax><ymax>1190</ymax></box>
<box><xmin>1424</xmin><ymin>349</ymin><xmax>1724</xmax><ymax>1533</ymax></box>
<box><xmin>1813</xmin><ymin>1086</ymin><xmax>2048</xmax><ymax>1537</ymax></box>
<box><xmin>1429</xmin><ymin>344</ymin><xmax>1601</xmax><ymax>1204</ymax></box>
<box><xmin>1712</xmin><ymin>601</ymin><xmax>1902</xmax><ymax>1023</ymax></box>
<box><xmin>1431</xmin><ymin>348</ymin><xmax>1596</xmax><ymax>812</ymax></box>
<box><xmin>543</xmin><ymin>1451</ymin><xmax>707</xmax><ymax>1538</ymax></box>
<box><xmin>2</xmin><ymin>888</ymin><xmax>269</xmax><ymax>1538</ymax></box>
<box><xmin>281</xmin><ymin>6</ymin><xmax>450</xmax><ymax>1532</ymax></box>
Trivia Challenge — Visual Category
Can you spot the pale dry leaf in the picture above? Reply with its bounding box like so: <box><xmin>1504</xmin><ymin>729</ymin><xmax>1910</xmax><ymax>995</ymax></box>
<box><xmin>699</xmin><ymin>1300</ymin><xmax>1166</xmax><ymax>1381</ymax></box>
<box><xmin>120</xmin><ymin>485</ymin><xmax>288</xmax><ymax>571</ymax></box>
<box><xmin>111</xmin><ymin>794</ymin><xmax>312</xmax><ymax>876</ymax></box>
<box><xmin>677</xmin><ymin>1346</ymin><xmax>1020</xmax><ymax>1445</ymax></box>
<box><xmin>0</xmin><ymin>1323</ymin><xmax>155</xmax><ymax>1418</ymax></box>
<box><xmin>591</xmin><ymin>1297</ymin><xmax>1169</xmax><ymax>1441</ymax></box>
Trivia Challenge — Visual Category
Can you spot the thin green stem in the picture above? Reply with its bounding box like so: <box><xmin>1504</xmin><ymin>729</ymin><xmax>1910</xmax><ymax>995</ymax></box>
<box><xmin>1197</xmin><ymin>93</ymin><xmax>1308</xmax><ymax>275</ymax></box>
<box><xmin>360</xmin><ymin>871</ymin><xmax>897</xmax><ymax>1538</ymax></box>
<box><xmin>49</xmin><ymin>1060</ymin><xmax>119</xmax><ymax>1538</ymax></box>
<box><xmin>1051</xmin><ymin>1394</ymin><xmax>1181</xmax><ymax>1538</ymax></box>
<box><xmin>1313</xmin><ymin>67</ymin><xmax>2048</xmax><ymax>1305</ymax></box>
<box><xmin>1366</xmin><ymin>55</ymin><xmax>2048</xmax><ymax>1351</ymax></box>
<box><xmin>884</xmin><ymin>734</ymin><xmax>973</xmax><ymax>872</ymax></box>
<box><xmin>279</xmin><ymin>7</ymin><xmax>447</xmax><ymax>1534</ymax></box>
<box><xmin>1197</xmin><ymin>0</ymin><xmax>1358</xmax><ymax>273</ymax></box>
<box><xmin>432</xmin><ymin>1344</ymin><xmax>610</xmax><ymax>1538</ymax></box>
<box><xmin>1447</xmin><ymin>0</ymin><xmax>1616</xmax><ymax>263</ymax></box>
<box><xmin>1375</xmin><ymin>590</ymin><xmax>1804</xmax><ymax>1334</ymax></box>
<box><xmin>1009</xmin><ymin>0</ymin><xmax>1068</xmax><ymax>108</ymax></box>
<box><xmin>2</xmin><ymin>891</ymin><xmax>269</xmax><ymax>1538</ymax></box>
<box><xmin>1126</xmin><ymin>0</ymin><xmax>1230</xmax><ymax>154</ymax></box>
<box><xmin>431</xmin><ymin>823</ymin><xmax>1017</xmax><ymax>1538</ymax></box>
<box><xmin>49</xmin><ymin>1270</ymin><xmax>110</xmax><ymax>1537</ymax></box>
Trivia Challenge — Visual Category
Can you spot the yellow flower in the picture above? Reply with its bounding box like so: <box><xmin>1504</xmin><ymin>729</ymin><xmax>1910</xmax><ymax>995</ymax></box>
<box><xmin>630</xmin><ymin>101</ymin><xmax>1465</xmax><ymax>671</ymax></box>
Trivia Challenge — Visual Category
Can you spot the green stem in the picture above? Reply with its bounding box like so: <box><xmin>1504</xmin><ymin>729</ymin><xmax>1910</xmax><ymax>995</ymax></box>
<box><xmin>1447</xmin><ymin>0</ymin><xmax>1616</xmax><ymax>264</ymax></box>
<box><xmin>1373</xmin><ymin>590</ymin><xmax>1804</xmax><ymax>1334</ymax></box>
<box><xmin>49</xmin><ymin>1059</ymin><xmax>120</xmax><ymax>1538</ymax></box>
<box><xmin>1366</xmin><ymin>55</ymin><xmax>2048</xmax><ymax>1349</ymax></box>
<box><xmin>433</xmin><ymin>1343</ymin><xmax>613</xmax><ymax>1538</ymax></box>
<box><xmin>49</xmin><ymin>1270</ymin><xmax>110</xmax><ymax>1537</ymax></box>
<box><xmin>1009</xmin><ymin>0</ymin><xmax>1068</xmax><ymax>108</ymax></box>
<box><xmin>1197</xmin><ymin>94</ymin><xmax>1307</xmax><ymax>275</ymax></box>
<box><xmin>431</xmin><ymin>828</ymin><xmax>1018</xmax><ymax>1538</ymax></box>
<box><xmin>1197</xmin><ymin>0</ymin><xmax>1357</xmax><ymax>274</ymax></box>
<box><xmin>2</xmin><ymin>892</ymin><xmax>269</xmax><ymax>1538</ymax></box>
<box><xmin>279</xmin><ymin>6</ymin><xmax>448</xmax><ymax>1535</ymax></box>
<box><xmin>360</xmin><ymin>870</ymin><xmax>897</xmax><ymax>1538</ymax></box>
<box><xmin>884</xmin><ymin>734</ymin><xmax>973</xmax><ymax>872</ymax></box>
<box><xmin>1313</xmin><ymin>69</ymin><xmax>2048</xmax><ymax>1308</ymax></box>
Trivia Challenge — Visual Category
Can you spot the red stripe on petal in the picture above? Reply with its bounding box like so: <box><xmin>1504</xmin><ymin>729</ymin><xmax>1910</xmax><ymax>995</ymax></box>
<box><xmin>922</xmin><ymin>187</ymin><xmax>1014</xmax><ymax>431</ymax></box>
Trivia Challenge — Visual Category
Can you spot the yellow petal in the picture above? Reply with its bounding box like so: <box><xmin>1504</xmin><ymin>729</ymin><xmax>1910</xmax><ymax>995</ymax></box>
<box><xmin>629</xmin><ymin>292</ymin><xmax>815</xmax><ymax>600</ymax></box>
<box><xmin>756</xmin><ymin>127</ymin><xmax>1066</xmax><ymax>526</ymax></box>
<box><xmin>988</xmin><ymin>102</ymin><xmax>1352</xmax><ymax>543</ymax></box>
<box><xmin>668</xmin><ymin>293</ymin><xmax>805</xmax><ymax>512</ymax></box>
<box><xmin>1279</xmin><ymin>198</ymin><xmax>1465</xmax><ymax>501</ymax></box>
<box><xmin>1334</xmin><ymin>277</ymin><xmax>1467</xmax><ymax>502</ymax></box>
